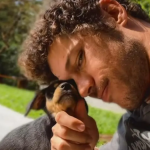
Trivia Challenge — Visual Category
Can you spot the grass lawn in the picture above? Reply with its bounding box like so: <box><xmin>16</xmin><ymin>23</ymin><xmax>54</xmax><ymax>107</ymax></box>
<box><xmin>0</xmin><ymin>83</ymin><xmax>122</xmax><ymax>135</ymax></box>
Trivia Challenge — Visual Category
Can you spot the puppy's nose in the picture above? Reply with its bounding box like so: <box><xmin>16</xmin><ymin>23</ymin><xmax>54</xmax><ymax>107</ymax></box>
<box><xmin>60</xmin><ymin>82</ymin><xmax>71</xmax><ymax>91</ymax></box>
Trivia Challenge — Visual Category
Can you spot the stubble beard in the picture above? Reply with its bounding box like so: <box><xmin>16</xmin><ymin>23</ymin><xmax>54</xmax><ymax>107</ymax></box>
<box><xmin>91</xmin><ymin>30</ymin><xmax>150</xmax><ymax>110</ymax></box>
<box><xmin>101</xmin><ymin>30</ymin><xmax>150</xmax><ymax>110</ymax></box>
<box><xmin>118</xmin><ymin>37</ymin><xmax>150</xmax><ymax>110</ymax></box>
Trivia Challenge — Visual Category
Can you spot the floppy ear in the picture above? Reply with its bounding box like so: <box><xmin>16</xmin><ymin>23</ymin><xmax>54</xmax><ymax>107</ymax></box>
<box><xmin>25</xmin><ymin>90</ymin><xmax>46</xmax><ymax>116</ymax></box>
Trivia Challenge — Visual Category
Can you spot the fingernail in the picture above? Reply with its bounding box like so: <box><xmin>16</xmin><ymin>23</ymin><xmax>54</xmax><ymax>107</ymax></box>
<box><xmin>78</xmin><ymin>124</ymin><xmax>85</xmax><ymax>131</ymax></box>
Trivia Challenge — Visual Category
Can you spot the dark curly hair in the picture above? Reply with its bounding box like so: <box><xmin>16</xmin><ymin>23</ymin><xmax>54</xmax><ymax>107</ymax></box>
<box><xmin>18</xmin><ymin>0</ymin><xmax>150</xmax><ymax>84</ymax></box>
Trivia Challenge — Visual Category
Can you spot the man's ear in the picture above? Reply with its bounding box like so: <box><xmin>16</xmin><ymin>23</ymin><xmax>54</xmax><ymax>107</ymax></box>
<box><xmin>99</xmin><ymin>0</ymin><xmax>128</xmax><ymax>26</ymax></box>
<box><xmin>25</xmin><ymin>90</ymin><xmax>46</xmax><ymax>116</ymax></box>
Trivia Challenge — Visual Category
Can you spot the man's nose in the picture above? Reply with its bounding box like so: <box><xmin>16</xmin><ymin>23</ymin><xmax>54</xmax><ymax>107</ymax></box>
<box><xmin>75</xmin><ymin>77</ymin><xmax>93</xmax><ymax>98</ymax></box>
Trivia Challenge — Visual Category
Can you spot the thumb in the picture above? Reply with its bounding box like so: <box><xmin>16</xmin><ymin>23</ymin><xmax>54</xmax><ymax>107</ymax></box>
<box><xmin>75</xmin><ymin>98</ymin><xmax>88</xmax><ymax>122</ymax></box>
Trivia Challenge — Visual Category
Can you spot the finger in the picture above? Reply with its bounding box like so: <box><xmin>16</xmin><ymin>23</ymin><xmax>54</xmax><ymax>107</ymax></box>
<box><xmin>51</xmin><ymin>135</ymin><xmax>91</xmax><ymax>150</ymax></box>
<box><xmin>75</xmin><ymin>99</ymin><xmax>89</xmax><ymax>122</ymax></box>
<box><xmin>52</xmin><ymin>124</ymin><xmax>92</xmax><ymax>144</ymax></box>
<box><xmin>55</xmin><ymin>111</ymin><xmax>85</xmax><ymax>132</ymax></box>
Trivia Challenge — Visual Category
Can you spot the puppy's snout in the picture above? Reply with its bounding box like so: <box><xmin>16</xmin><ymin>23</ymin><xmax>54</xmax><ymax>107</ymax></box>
<box><xmin>60</xmin><ymin>82</ymin><xmax>71</xmax><ymax>91</ymax></box>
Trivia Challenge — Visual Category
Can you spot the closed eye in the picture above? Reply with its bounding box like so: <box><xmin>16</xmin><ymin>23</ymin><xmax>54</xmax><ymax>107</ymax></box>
<box><xmin>77</xmin><ymin>49</ymin><xmax>84</xmax><ymax>69</ymax></box>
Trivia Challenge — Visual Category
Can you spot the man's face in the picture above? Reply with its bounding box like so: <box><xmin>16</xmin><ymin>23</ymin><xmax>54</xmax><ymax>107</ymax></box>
<box><xmin>48</xmin><ymin>31</ymin><xmax>150</xmax><ymax>110</ymax></box>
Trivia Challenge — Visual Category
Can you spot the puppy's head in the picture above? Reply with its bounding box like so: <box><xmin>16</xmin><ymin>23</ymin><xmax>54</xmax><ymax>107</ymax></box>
<box><xmin>25</xmin><ymin>80</ymin><xmax>86</xmax><ymax>117</ymax></box>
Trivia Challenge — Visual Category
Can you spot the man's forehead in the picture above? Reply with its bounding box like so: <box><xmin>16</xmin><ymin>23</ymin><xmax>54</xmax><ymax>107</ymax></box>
<box><xmin>48</xmin><ymin>33</ymin><xmax>83</xmax><ymax>79</ymax></box>
<box><xmin>51</xmin><ymin>33</ymin><xmax>82</xmax><ymax>46</ymax></box>
<box><xmin>49</xmin><ymin>33</ymin><xmax>84</xmax><ymax>57</ymax></box>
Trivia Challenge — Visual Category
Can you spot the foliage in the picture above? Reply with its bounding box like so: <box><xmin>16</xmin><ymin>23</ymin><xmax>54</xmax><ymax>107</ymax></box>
<box><xmin>0</xmin><ymin>83</ymin><xmax>122</xmax><ymax>134</ymax></box>
<box><xmin>133</xmin><ymin>0</ymin><xmax>150</xmax><ymax>15</ymax></box>
<box><xmin>0</xmin><ymin>0</ymin><xmax>42</xmax><ymax>86</ymax></box>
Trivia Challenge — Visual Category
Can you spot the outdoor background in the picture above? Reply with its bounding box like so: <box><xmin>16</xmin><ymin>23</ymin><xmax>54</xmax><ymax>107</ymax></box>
<box><xmin>0</xmin><ymin>0</ymin><xmax>150</xmax><ymax>145</ymax></box>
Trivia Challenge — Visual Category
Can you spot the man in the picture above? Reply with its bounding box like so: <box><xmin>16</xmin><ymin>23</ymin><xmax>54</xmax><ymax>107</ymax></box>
<box><xmin>19</xmin><ymin>0</ymin><xmax>150</xmax><ymax>149</ymax></box>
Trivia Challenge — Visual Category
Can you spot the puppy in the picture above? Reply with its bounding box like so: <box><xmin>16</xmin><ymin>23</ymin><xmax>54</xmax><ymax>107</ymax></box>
<box><xmin>25</xmin><ymin>79</ymin><xmax>83</xmax><ymax>117</ymax></box>
<box><xmin>0</xmin><ymin>80</ymin><xmax>88</xmax><ymax>150</ymax></box>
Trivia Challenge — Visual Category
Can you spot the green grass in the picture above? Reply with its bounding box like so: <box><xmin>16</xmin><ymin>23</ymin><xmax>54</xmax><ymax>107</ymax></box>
<box><xmin>0</xmin><ymin>84</ymin><xmax>44</xmax><ymax>119</ymax></box>
<box><xmin>89</xmin><ymin>106</ymin><xmax>121</xmax><ymax>134</ymax></box>
<box><xmin>0</xmin><ymin>83</ymin><xmax>122</xmax><ymax>135</ymax></box>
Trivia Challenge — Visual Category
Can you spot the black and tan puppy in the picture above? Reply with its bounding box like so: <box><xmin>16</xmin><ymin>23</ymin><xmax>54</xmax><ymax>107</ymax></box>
<box><xmin>0</xmin><ymin>80</ymin><xmax>88</xmax><ymax>150</ymax></box>
<box><xmin>25</xmin><ymin>79</ymin><xmax>83</xmax><ymax>117</ymax></box>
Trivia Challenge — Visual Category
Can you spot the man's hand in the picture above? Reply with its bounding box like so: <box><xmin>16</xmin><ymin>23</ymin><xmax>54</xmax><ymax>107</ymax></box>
<box><xmin>51</xmin><ymin>99</ymin><xmax>99</xmax><ymax>150</ymax></box>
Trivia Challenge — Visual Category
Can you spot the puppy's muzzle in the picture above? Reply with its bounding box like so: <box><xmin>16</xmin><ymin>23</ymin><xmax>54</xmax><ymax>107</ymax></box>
<box><xmin>25</xmin><ymin>79</ymin><xmax>88</xmax><ymax>117</ymax></box>
<box><xmin>46</xmin><ymin>82</ymin><xmax>80</xmax><ymax>116</ymax></box>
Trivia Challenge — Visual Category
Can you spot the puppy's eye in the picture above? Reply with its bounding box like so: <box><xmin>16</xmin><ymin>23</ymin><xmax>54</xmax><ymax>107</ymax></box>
<box><xmin>77</xmin><ymin>49</ymin><xmax>84</xmax><ymax>69</ymax></box>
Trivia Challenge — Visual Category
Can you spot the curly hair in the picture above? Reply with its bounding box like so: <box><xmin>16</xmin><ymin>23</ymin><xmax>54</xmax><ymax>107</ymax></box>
<box><xmin>18</xmin><ymin>0</ymin><xmax>150</xmax><ymax>84</ymax></box>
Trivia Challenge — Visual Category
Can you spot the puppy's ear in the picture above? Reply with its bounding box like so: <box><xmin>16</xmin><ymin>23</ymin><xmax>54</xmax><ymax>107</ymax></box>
<box><xmin>25</xmin><ymin>90</ymin><xmax>46</xmax><ymax>116</ymax></box>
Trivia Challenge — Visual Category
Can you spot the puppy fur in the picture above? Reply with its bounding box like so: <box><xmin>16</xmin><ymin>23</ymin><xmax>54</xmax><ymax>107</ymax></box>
<box><xmin>0</xmin><ymin>80</ymin><xmax>88</xmax><ymax>150</ymax></box>
<box><xmin>0</xmin><ymin>115</ymin><xmax>55</xmax><ymax>150</ymax></box>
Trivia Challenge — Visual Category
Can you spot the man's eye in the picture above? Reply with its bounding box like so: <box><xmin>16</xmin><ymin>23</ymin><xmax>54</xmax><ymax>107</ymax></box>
<box><xmin>77</xmin><ymin>50</ymin><xmax>84</xmax><ymax>69</ymax></box>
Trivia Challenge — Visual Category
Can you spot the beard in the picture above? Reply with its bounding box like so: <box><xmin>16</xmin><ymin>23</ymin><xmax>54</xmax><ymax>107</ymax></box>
<box><xmin>124</xmin><ymin>40</ymin><xmax>150</xmax><ymax>110</ymax></box>
<box><xmin>97</xmin><ymin>29</ymin><xmax>150</xmax><ymax>110</ymax></box>
<box><xmin>115</xmin><ymin>37</ymin><xmax>150</xmax><ymax>110</ymax></box>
